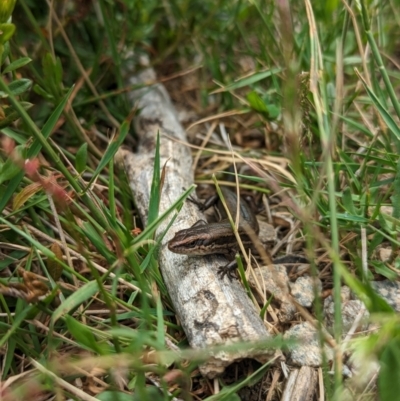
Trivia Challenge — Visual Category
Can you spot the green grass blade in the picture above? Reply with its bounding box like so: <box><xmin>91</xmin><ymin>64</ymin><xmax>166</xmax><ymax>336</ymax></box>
<box><xmin>85</xmin><ymin>120</ymin><xmax>129</xmax><ymax>191</ymax></box>
<box><xmin>147</xmin><ymin>131</ymin><xmax>161</xmax><ymax>226</ymax></box>
<box><xmin>129</xmin><ymin>185</ymin><xmax>196</xmax><ymax>250</ymax></box>
<box><xmin>0</xmin><ymin>304</ymin><xmax>36</xmax><ymax>348</ymax></box>
<box><xmin>355</xmin><ymin>70</ymin><xmax>400</xmax><ymax>142</ymax></box>
<box><xmin>213</xmin><ymin>67</ymin><xmax>283</xmax><ymax>92</ymax></box>
<box><xmin>51</xmin><ymin>280</ymin><xmax>99</xmax><ymax>322</ymax></box>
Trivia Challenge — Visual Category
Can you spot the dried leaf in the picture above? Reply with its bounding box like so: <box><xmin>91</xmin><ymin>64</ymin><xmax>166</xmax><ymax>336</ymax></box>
<box><xmin>48</xmin><ymin>243</ymin><xmax>64</xmax><ymax>281</ymax></box>
<box><xmin>13</xmin><ymin>182</ymin><xmax>42</xmax><ymax>210</ymax></box>
<box><xmin>0</xmin><ymin>269</ymin><xmax>50</xmax><ymax>303</ymax></box>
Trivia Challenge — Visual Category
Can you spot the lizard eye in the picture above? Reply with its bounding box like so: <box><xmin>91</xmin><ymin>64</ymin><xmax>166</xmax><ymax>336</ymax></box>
<box><xmin>186</xmin><ymin>240</ymin><xmax>198</xmax><ymax>249</ymax></box>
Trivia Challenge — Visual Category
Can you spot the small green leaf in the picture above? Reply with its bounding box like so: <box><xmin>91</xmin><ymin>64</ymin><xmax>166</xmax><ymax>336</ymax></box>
<box><xmin>0</xmin><ymin>23</ymin><xmax>15</xmax><ymax>44</ymax></box>
<box><xmin>42</xmin><ymin>53</ymin><xmax>63</xmax><ymax>98</ymax></box>
<box><xmin>32</xmin><ymin>84</ymin><xmax>54</xmax><ymax>100</ymax></box>
<box><xmin>246</xmin><ymin>91</ymin><xmax>280</xmax><ymax>119</ymax></box>
<box><xmin>247</xmin><ymin>90</ymin><xmax>268</xmax><ymax>113</ymax></box>
<box><xmin>369</xmin><ymin>232</ymin><xmax>384</xmax><ymax>253</ymax></box>
<box><xmin>265</xmin><ymin>103</ymin><xmax>280</xmax><ymax>119</ymax></box>
<box><xmin>96</xmin><ymin>391</ymin><xmax>137</xmax><ymax>401</ymax></box>
<box><xmin>75</xmin><ymin>142</ymin><xmax>88</xmax><ymax>174</ymax></box>
<box><xmin>370</xmin><ymin>261</ymin><xmax>398</xmax><ymax>281</ymax></box>
<box><xmin>0</xmin><ymin>128</ymin><xmax>27</xmax><ymax>145</ymax></box>
<box><xmin>65</xmin><ymin>316</ymin><xmax>107</xmax><ymax>355</ymax></box>
<box><xmin>0</xmin><ymin>1</ymin><xmax>16</xmax><ymax>24</ymax></box>
<box><xmin>3</xmin><ymin>57</ymin><xmax>32</xmax><ymax>73</ymax></box>
<box><xmin>6</xmin><ymin>79</ymin><xmax>32</xmax><ymax>96</ymax></box>
<box><xmin>342</xmin><ymin>187</ymin><xmax>357</xmax><ymax>215</ymax></box>
<box><xmin>131</xmin><ymin>387</ymin><xmax>165</xmax><ymax>401</ymax></box>
<box><xmin>332</xmin><ymin>213</ymin><xmax>368</xmax><ymax>223</ymax></box>
<box><xmin>378</xmin><ymin>214</ymin><xmax>393</xmax><ymax>235</ymax></box>
<box><xmin>215</xmin><ymin>67</ymin><xmax>283</xmax><ymax>92</ymax></box>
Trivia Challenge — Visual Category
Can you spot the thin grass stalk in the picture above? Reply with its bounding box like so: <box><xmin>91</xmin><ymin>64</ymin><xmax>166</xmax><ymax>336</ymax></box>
<box><xmin>332</xmin><ymin>2</ymin><xmax>351</xmax><ymax>141</ymax></box>
<box><xmin>304</xmin><ymin>0</ymin><xmax>343</xmax><ymax>395</ymax></box>
<box><xmin>109</xmin><ymin>159</ymin><xmax>116</xmax><ymax>221</ymax></box>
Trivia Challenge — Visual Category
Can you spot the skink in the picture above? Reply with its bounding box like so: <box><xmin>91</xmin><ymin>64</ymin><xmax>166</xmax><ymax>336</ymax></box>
<box><xmin>168</xmin><ymin>187</ymin><xmax>263</xmax><ymax>277</ymax></box>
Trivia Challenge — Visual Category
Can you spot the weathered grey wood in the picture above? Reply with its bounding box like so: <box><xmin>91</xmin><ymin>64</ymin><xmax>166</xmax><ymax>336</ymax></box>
<box><xmin>117</xmin><ymin>64</ymin><xmax>280</xmax><ymax>378</ymax></box>
<box><xmin>282</xmin><ymin>366</ymin><xmax>318</xmax><ymax>401</ymax></box>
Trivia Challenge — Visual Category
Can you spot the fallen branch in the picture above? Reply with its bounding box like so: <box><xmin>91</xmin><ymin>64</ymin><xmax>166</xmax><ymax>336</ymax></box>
<box><xmin>116</xmin><ymin>61</ymin><xmax>280</xmax><ymax>378</ymax></box>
